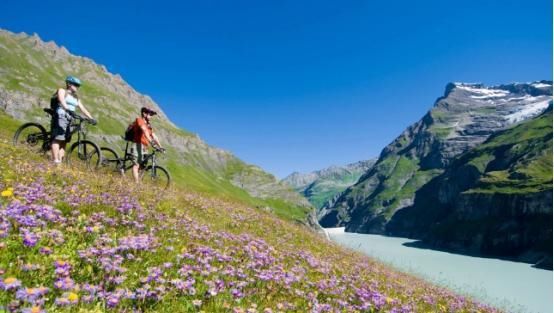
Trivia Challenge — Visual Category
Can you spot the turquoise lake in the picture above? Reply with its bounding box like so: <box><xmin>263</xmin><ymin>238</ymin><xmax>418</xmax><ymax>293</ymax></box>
<box><xmin>326</xmin><ymin>228</ymin><xmax>553</xmax><ymax>313</ymax></box>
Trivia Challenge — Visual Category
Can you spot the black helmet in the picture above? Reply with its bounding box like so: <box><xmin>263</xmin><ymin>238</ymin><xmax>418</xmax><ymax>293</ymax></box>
<box><xmin>141</xmin><ymin>107</ymin><xmax>157</xmax><ymax>115</ymax></box>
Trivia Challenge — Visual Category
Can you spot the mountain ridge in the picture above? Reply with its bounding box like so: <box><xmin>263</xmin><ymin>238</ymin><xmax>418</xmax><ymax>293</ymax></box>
<box><xmin>282</xmin><ymin>159</ymin><xmax>376</xmax><ymax>210</ymax></box>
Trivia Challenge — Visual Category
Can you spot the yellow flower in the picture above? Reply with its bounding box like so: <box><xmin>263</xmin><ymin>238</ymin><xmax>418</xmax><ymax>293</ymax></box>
<box><xmin>1</xmin><ymin>187</ymin><xmax>14</xmax><ymax>197</ymax></box>
<box><xmin>56</xmin><ymin>260</ymin><xmax>67</xmax><ymax>266</ymax></box>
<box><xmin>30</xmin><ymin>306</ymin><xmax>42</xmax><ymax>313</ymax></box>
<box><xmin>386</xmin><ymin>297</ymin><xmax>394</xmax><ymax>304</ymax></box>
<box><xmin>68</xmin><ymin>292</ymin><xmax>79</xmax><ymax>302</ymax></box>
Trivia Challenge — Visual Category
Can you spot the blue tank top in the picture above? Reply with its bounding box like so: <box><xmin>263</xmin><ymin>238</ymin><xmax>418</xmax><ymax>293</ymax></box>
<box><xmin>56</xmin><ymin>92</ymin><xmax>78</xmax><ymax>115</ymax></box>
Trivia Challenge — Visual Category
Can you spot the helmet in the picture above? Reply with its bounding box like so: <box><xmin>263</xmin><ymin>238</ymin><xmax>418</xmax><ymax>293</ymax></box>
<box><xmin>141</xmin><ymin>106</ymin><xmax>157</xmax><ymax>115</ymax></box>
<box><xmin>65</xmin><ymin>76</ymin><xmax>81</xmax><ymax>87</ymax></box>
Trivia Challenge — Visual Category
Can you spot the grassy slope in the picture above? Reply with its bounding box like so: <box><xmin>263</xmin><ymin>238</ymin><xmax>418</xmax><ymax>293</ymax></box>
<box><xmin>347</xmin><ymin>155</ymin><xmax>442</xmax><ymax>219</ymax></box>
<box><xmin>458</xmin><ymin>108</ymin><xmax>553</xmax><ymax>194</ymax></box>
<box><xmin>0</xmin><ymin>123</ymin><xmax>500</xmax><ymax>312</ymax></box>
<box><xmin>0</xmin><ymin>31</ymin><xmax>310</xmax><ymax>222</ymax></box>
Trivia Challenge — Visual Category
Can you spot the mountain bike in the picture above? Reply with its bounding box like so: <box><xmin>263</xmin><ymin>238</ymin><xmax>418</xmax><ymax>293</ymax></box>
<box><xmin>100</xmin><ymin>142</ymin><xmax>171</xmax><ymax>189</ymax></box>
<box><xmin>13</xmin><ymin>108</ymin><xmax>102</xmax><ymax>168</ymax></box>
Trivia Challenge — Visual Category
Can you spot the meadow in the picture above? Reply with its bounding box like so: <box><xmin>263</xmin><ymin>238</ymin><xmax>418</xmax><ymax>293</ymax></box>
<box><xmin>0</xmin><ymin>131</ymin><xmax>502</xmax><ymax>312</ymax></box>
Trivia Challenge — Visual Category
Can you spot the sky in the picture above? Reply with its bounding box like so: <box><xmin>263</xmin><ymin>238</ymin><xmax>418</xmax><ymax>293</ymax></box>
<box><xmin>1</xmin><ymin>0</ymin><xmax>552</xmax><ymax>178</ymax></box>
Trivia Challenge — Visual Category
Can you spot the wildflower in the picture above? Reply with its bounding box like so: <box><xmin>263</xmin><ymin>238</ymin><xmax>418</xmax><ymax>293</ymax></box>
<box><xmin>67</xmin><ymin>292</ymin><xmax>79</xmax><ymax>303</ymax></box>
<box><xmin>106</xmin><ymin>293</ymin><xmax>120</xmax><ymax>308</ymax></box>
<box><xmin>54</xmin><ymin>260</ymin><xmax>72</xmax><ymax>277</ymax></box>
<box><xmin>21</xmin><ymin>229</ymin><xmax>39</xmax><ymax>247</ymax></box>
<box><xmin>21</xmin><ymin>263</ymin><xmax>40</xmax><ymax>271</ymax></box>
<box><xmin>39</xmin><ymin>247</ymin><xmax>52</xmax><ymax>255</ymax></box>
<box><xmin>21</xmin><ymin>306</ymin><xmax>45</xmax><ymax>313</ymax></box>
<box><xmin>231</xmin><ymin>288</ymin><xmax>243</xmax><ymax>299</ymax></box>
<box><xmin>54</xmin><ymin>277</ymin><xmax>75</xmax><ymax>290</ymax></box>
<box><xmin>192</xmin><ymin>299</ymin><xmax>202</xmax><ymax>307</ymax></box>
<box><xmin>55</xmin><ymin>297</ymin><xmax>70</xmax><ymax>306</ymax></box>
<box><xmin>1</xmin><ymin>277</ymin><xmax>22</xmax><ymax>290</ymax></box>
<box><xmin>1</xmin><ymin>187</ymin><xmax>14</xmax><ymax>197</ymax></box>
<box><xmin>15</xmin><ymin>286</ymin><xmax>48</xmax><ymax>303</ymax></box>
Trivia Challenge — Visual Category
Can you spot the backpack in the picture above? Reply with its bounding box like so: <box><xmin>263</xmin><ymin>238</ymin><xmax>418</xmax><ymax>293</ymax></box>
<box><xmin>50</xmin><ymin>91</ymin><xmax>59</xmax><ymax>110</ymax></box>
<box><xmin>124</xmin><ymin>121</ymin><xmax>137</xmax><ymax>142</ymax></box>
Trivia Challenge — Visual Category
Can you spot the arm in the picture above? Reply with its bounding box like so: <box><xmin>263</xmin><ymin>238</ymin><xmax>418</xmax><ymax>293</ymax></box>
<box><xmin>77</xmin><ymin>100</ymin><xmax>94</xmax><ymax>119</ymax></box>
<box><xmin>57</xmin><ymin>88</ymin><xmax>70</xmax><ymax>111</ymax></box>
<box><xmin>139</xmin><ymin>124</ymin><xmax>154</xmax><ymax>143</ymax></box>
<box><xmin>152</xmin><ymin>133</ymin><xmax>162</xmax><ymax>148</ymax></box>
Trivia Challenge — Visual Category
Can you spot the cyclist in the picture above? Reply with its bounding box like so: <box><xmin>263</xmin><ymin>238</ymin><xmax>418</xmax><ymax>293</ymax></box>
<box><xmin>51</xmin><ymin>76</ymin><xmax>96</xmax><ymax>164</ymax></box>
<box><xmin>131</xmin><ymin>107</ymin><xmax>163</xmax><ymax>183</ymax></box>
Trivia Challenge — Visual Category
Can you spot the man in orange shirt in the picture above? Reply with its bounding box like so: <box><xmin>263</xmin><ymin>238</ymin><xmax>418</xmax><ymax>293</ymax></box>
<box><xmin>131</xmin><ymin>107</ymin><xmax>163</xmax><ymax>183</ymax></box>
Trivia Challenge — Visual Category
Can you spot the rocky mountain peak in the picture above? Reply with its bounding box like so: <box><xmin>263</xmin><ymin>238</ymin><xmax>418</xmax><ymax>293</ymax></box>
<box><xmin>322</xmin><ymin>80</ymin><xmax>552</xmax><ymax>233</ymax></box>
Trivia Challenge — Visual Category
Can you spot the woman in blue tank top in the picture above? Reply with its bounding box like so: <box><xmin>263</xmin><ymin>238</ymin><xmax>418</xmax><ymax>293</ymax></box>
<box><xmin>51</xmin><ymin>76</ymin><xmax>96</xmax><ymax>164</ymax></box>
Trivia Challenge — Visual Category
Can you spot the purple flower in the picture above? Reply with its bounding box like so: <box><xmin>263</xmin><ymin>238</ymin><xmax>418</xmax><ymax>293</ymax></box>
<box><xmin>16</xmin><ymin>286</ymin><xmax>49</xmax><ymax>303</ymax></box>
<box><xmin>39</xmin><ymin>247</ymin><xmax>52</xmax><ymax>255</ymax></box>
<box><xmin>1</xmin><ymin>277</ymin><xmax>22</xmax><ymax>290</ymax></box>
<box><xmin>21</xmin><ymin>306</ymin><xmax>46</xmax><ymax>313</ymax></box>
<box><xmin>53</xmin><ymin>260</ymin><xmax>71</xmax><ymax>277</ymax></box>
<box><xmin>231</xmin><ymin>288</ymin><xmax>244</xmax><ymax>299</ymax></box>
<box><xmin>54</xmin><ymin>277</ymin><xmax>75</xmax><ymax>290</ymax></box>
<box><xmin>21</xmin><ymin>229</ymin><xmax>39</xmax><ymax>247</ymax></box>
<box><xmin>106</xmin><ymin>293</ymin><xmax>121</xmax><ymax>308</ymax></box>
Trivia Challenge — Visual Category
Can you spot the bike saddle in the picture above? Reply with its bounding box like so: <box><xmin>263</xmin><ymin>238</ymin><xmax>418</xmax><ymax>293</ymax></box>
<box><xmin>43</xmin><ymin>108</ymin><xmax>55</xmax><ymax>116</ymax></box>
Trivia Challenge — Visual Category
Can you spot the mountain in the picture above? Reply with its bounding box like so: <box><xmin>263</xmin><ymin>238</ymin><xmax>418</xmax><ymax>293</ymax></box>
<box><xmin>387</xmin><ymin>105</ymin><xmax>553</xmax><ymax>268</ymax></box>
<box><xmin>282</xmin><ymin>159</ymin><xmax>376</xmax><ymax>210</ymax></box>
<box><xmin>0</xmin><ymin>29</ymin><xmax>313</xmax><ymax>222</ymax></box>
<box><xmin>320</xmin><ymin>81</ymin><xmax>552</xmax><ymax>235</ymax></box>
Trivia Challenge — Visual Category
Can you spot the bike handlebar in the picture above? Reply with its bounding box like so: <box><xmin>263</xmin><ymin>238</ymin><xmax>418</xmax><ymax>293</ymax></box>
<box><xmin>68</xmin><ymin>111</ymin><xmax>96</xmax><ymax>125</ymax></box>
<box><xmin>153</xmin><ymin>147</ymin><xmax>166</xmax><ymax>153</ymax></box>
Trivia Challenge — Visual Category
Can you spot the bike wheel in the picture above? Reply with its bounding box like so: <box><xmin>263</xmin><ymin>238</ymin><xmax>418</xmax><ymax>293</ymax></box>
<box><xmin>100</xmin><ymin>147</ymin><xmax>122</xmax><ymax>172</ymax></box>
<box><xmin>13</xmin><ymin>123</ymin><xmax>48</xmax><ymax>152</ymax></box>
<box><xmin>67</xmin><ymin>140</ymin><xmax>101</xmax><ymax>169</ymax></box>
<box><xmin>141</xmin><ymin>165</ymin><xmax>170</xmax><ymax>189</ymax></box>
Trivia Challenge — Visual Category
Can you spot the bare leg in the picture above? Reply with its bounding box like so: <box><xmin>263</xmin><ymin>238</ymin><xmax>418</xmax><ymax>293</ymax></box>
<box><xmin>51</xmin><ymin>140</ymin><xmax>62</xmax><ymax>163</ymax></box>
<box><xmin>59</xmin><ymin>142</ymin><xmax>66</xmax><ymax>162</ymax></box>
<box><xmin>132</xmin><ymin>164</ymin><xmax>140</xmax><ymax>183</ymax></box>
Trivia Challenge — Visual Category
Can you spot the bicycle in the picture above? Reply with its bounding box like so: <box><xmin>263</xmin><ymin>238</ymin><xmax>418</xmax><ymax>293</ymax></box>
<box><xmin>100</xmin><ymin>142</ymin><xmax>171</xmax><ymax>189</ymax></box>
<box><xmin>13</xmin><ymin>108</ymin><xmax>102</xmax><ymax>168</ymax></box>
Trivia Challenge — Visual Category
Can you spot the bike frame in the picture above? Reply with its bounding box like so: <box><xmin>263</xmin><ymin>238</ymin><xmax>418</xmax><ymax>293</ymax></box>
<box><xmin>120</xmin><ymin>142</ymin><xmax>159</xmax><ymax>178</ymax></box>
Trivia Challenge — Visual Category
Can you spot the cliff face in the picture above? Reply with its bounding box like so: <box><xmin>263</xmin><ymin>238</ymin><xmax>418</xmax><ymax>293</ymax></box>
<box><xmin>0</xmin><ymin>29</ymin><xmax>312</xmax><ymax>220</ymax></box>
<box><xmin>387</xmin><ymin>107</ymin><xmax>553</xmax><ymax>268</ymax></box>
<box><xmin>321</xmin><ymin>81</ymin><xmax>552</xmax><ymax>234</ymax></box>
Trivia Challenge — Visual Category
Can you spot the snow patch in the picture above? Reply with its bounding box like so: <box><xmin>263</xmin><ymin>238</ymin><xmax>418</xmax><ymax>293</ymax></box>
<box><xmin>505</xmin><ymin>99</ymin><xmax>552</xmax><ymax>123</ymax></box>
<box><xmin>532</xmin><ymin>82</ymin><xmax>552</xmax><ymax>89</ymax></box>
<box><xmin>456</xmin><ymin>85</ymin><xmax>510</xmax><ymax>99</ymax></box>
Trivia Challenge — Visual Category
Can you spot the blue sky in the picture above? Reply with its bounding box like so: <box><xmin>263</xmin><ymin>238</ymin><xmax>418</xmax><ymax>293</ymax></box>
<box><xmin>1</xmin><ymin>0</ymin><xmax>552</xmax><ymax>178</ymax></box>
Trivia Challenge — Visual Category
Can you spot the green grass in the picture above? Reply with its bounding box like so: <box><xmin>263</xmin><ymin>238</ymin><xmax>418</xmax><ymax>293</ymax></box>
<box><xmin>460</xmin><ymin>108</ymin><xmax>553</xmax><ymax>194</ymax></box>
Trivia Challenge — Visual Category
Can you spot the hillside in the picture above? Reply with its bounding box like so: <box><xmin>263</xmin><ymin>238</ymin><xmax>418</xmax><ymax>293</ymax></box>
<box><xmin>0</xmin><ymin>29</ymin><xmax>313</xmax><ymax>223</ymax></box>
<box><xmin>321</xmin><ymin>81</ymin><xmax>552</xmax><ymax>234</ymax></box>
<box><xmin>387</xmin><ymin>106</ymin><xmax>553</xmax><ymax>268</ymax></box>
<box><xmin>282</xmin><ymin>159</ymin><xmax>376</xmax><ymax>210</ymax></box>
<box><xmin>0</xmin><ymin>111</ymin><xmax>502</xmax><ymax>312</ymax></box>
